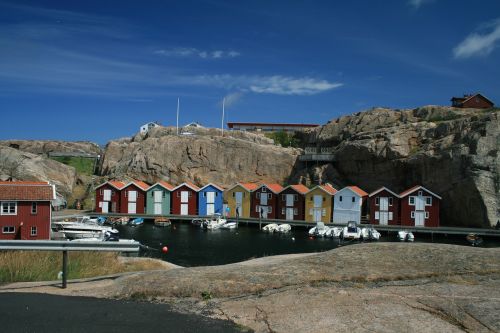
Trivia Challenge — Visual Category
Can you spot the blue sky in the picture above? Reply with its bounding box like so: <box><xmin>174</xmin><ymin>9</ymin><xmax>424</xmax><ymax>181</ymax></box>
<box><xmin>0</xmin><ymin>0</ymin><xmax>499</xmax><ymax>144</ymax></box>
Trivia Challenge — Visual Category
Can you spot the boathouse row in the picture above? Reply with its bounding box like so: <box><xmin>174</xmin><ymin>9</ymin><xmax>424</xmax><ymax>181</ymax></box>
<box><xmin>94</xmin><ymin>180</ymin><xmax>441</xmax><ymax>227</ymax></box>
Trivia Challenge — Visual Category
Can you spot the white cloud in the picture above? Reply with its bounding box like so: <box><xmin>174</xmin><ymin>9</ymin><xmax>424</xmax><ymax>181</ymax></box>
<box><xmin>408</xmin><ymin>0</ymin><xmax>435</xmax><ymax>9</ymax></box>
<box><xmin>453</xmin><ymin>19</ymin><xmax>500</xmax><ymax>59</ymax></box>
<box><xmin>154</xmin><ymin>47</ymin><xmax>240</xmax><ymax>59</ymax></box>
<box><xmin>223</xmin><ymin>92</ymin><xmax>243</xmax><ymax>107</ymax></box>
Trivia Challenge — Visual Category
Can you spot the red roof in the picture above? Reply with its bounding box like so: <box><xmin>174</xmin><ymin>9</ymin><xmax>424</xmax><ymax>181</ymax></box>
<box><xmin>262</xmin><ymin>183</ymin><xmax>284</xmax><ymax>194</ymax></box>
<box><xmin>0</xmin><ymin>182</ymin><xmax>55</xmax><ymax>201</ymax></box>
<box><xmin>173</xmin><ymin>182</ymin><xmax>200</xmax><ymax>192</ymax></box>
<box><xmin>320</xmin><ymin>184</ymin><xmax>337</xmax><ymax>195</ymax></box>
<box><xmin>239</xmin><ymin>183</ymin><xmax>259</xmax><ymax>191</ymax></box>
<box><xmin>348</xmin><ymin>186</ymin><xmax>368</xmax><ymax>197</ymax></box>
<box><xmin>399</xmin><ymin>185</ymin><xmax>442</xmax><ymax>199</ymax></box>
<box><xmin>157</xmin><ymin>181</ymin><xmax>175</xmax><ymax>191</ymax></box>
<box><xmin>108</xmin><ymin>180</ymin><xmax>126</xmax><ymax>189</ymax></box>
<box><xmin>289</xmin><ymin>184</ymin><xmax>310</xmax><ymax>195</ymax></box>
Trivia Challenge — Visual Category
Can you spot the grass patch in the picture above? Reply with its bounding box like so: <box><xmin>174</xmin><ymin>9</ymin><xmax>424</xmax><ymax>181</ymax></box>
<box><xmin>51</xmin><ymin>156</ymin><xmax>96</xmax><ymax>175</ymax></box>
<box><xmin>264</xmin><ymin>131</ymin><xmax>301</xmax><ymax>148</ymax></box>
<box><xmin>0</xmin><ymin>251</ymin><xmax>166</xmax><ymax>284</ymax></box>
<box><xmin>428</xmin><ymin>113</ymin><xmax>462</xmax><ymax>123</ymax></box>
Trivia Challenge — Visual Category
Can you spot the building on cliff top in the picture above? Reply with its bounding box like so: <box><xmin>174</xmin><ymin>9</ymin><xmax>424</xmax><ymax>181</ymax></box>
<box><xmin>227</xmin><ymin>122</ymin><xmax>319</xmax><ymax>132</ymax></box>
<box><xmin>140</xmin><ymin>122</ymin><xmax>160</xmax><ymax>134</ymax></box>
<box><xmin>450</xmin><ymin>93</ymin><xmax>494</xmax><ymax>109</ymax></box>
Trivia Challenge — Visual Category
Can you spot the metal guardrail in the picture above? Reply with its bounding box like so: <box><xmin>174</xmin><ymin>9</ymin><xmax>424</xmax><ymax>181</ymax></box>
<box><xmin>0</xmin><ymin>240</ymin><xmax>140</xmax><ymax>288</ymax></box>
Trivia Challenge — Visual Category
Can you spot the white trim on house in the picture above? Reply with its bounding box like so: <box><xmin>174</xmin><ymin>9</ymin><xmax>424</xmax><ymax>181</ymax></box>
<box><xmin>199</xmin><ymin>183</ymin><xmax>224</xmax><ymax>192</ymax></box>
<box><xmin>172</xmin><ymin>182</ymin><xmax>200</xmax><ymax>192</ymax></box>
<box><xmin>368</xmin><ymin>186</ymin><xmax>400</xmax><ymax>198</ymax></box>
<box><xmin>400</xmin><ymin>186</ymin><xmax>442</xmax><ymax>200</ymax></box>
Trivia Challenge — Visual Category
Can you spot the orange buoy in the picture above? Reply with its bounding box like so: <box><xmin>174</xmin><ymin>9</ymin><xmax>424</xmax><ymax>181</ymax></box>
<box><xmin>162</xmin><ymin>246</ymin><xmax>168</xmax><ymax>253</ymax></box>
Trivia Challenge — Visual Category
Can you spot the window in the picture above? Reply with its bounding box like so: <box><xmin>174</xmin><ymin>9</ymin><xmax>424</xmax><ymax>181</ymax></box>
<box><xmin>188</xmin><ymin>192</ymin><xmax>192</xmax><ymax>198</ymax></box>
<box><xmin>352</xmin><ymin>197</ymin><xmax>355</xmax><ymax>203</ymax></box>
<box><xmin>112</xmin><ymin>190</ymin><xmax>115</xmax><ymax>196</ymax></box>
<box><xmin>418</xmin><ymin>191</ymin><xmax>423</xmax><ymax>196</ymax></box>
<box><xmin>282</xmin><ymin>194</ymin><xmax>286</xmax><ymax>201</ymax></box>
<box><xmin>232</xmin><ymin>192</ymin><xmax>235</xmax><ymax>197</ymax></box>
<box><xmin>215</xmin><ymin>192</ymin><xmax>218</xmax><ymax>197</ymax></box>
<box><xmin>309</xmin><ymin>208</ymin><xmax>313</xmax><ymax>215</ymax></box>
<box><xmin>268</xmin><ymin>193</ymin><xmax>272</xmax><ymax>199</ymax></box>
<box><xmin>262</xmin><ymin>187</ymin><xmax>267</xmax><ymax>192</ymax></box>
<box><xmin>389</xmin><ymin>197</ymin><xmax>393</xmax><ymax>206</ymax></box>
<box><xmin>255</xmin><ymin>206</ymin><xmax>259</xmax><ymax>213</ymax></box>
<box><xmin>256</xmin><ymin>192</ymin><xmax>261</xmax><ymax>199</ymax></box>
<box><xmin>322</xmin><ymin>208</ymin><xmax>326</xmax><ymax>216</ymax></box>
<box><xmin>282</xmin><ymin>208</ymin><xmax>285</xmax><ymax>215</ymax></box>
<box><xmin>176</xmin><ymin>191</ymin><xmax>180</xmax><ymax>197</ymax></box>
<box><xmin>425</xmin><ymin>197</ymin><xmax>432</xmax><ymax>206</ymax></box>
<box><xmin>203</xmin><ymin>192</ymin><xmax>206</xmax><ymax>197</ymax></box>
<box><xmin>294</xmin><ymin>208</ymin><xmax>298</xmax><ymax>215</ymax></box>
<box><xmin>339</xmin><ymin>196</ymin><xmax>343</xmax><ymax>202</ymax></box>
<box><xmin>1</xmin><ymin>202</ymin><xmax>17</xmax><ymax>215</ymax></box>
<box><xmin>411</xmin><ymin>211</ymin><xmax>415</xmax><ymax>218</ymax></box>
<box><xmin>30</xmin><ymin>226</ymin><xmax>37</xmax><ymax>236</ymax></box>
<box><xmin>294</xmin><ymin>194</ymin><xmax>298</xmax><ymax>201</ymax></box>
<box><xmin>99</xmin><ymin>189</ymin><xmax>103</xmax><ymax>195</ymax></box>
<box><xmin>425</xmin><ymin>212</ymin><xmax>429</xmax><ymax>219</ymax></box>
<box><xmin>2</xmin><ymin>226</ymin><xmax>15</xmax><ymax>234</ymax></box>
<box><xmin>31</xmin><ymin>202</ymin><xmax>37</xmax><ymax>214</ymax></box>
<box><xmin>125</xmin><ymin>191</ymin><xmax>128</xmax><ymax>197</ymax></box>
<box><xmin>163</xmin><ymin>191</ymin><xmax>166</xmax><ymax>198</ymax></box>
<box><xmin>409</xmin><ymin>196</ymin><xmax>415</xmax><ymax>206</ymax></box>
<box><xmin>375</xmin><ymin>197</ymin><xmax>379</xmax><ymax>205</ymax></box>
<box><xmin>268</xmin><ymin>207</ymin><xmax>272</xmax><ymax>214</ymax></box>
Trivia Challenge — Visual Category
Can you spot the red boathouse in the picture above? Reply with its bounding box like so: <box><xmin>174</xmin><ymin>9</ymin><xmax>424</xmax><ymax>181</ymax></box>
<box><xmin>171</xmin><ymin>182</ymin><xmax>200</xmax><ymax>215</ymax></box>
<box><xmin>250</xmin><ymin>183</ymin><xmax>284</xmax><ymax>219</ymax></box>
<box><xmin>277</xmin><ymin>184</ymin><xmax>308</xmax><ymax>221</ymax></box>
<box><xmin>119</xmin><ymin>180</ymin><xmax>149</xmax><ymax>214</ymax></box>
<box><xmin>0</xmin><ymin>181</ymin><xmax>56</xmax><ymax>240</ymax></box>
<box><xmin>399</xmin><ymin>185</ymin><xmax>441</xmax><ymax>227</ymax></box>
<box><xmin>368</xmin><ymin>187</ymin><xmax>400</xmax><ymax>226</ymax></box>
<box><xmin>95</xmin><ymin>180</ymin><xmax>125</xmax><ymax>213</ymax></box>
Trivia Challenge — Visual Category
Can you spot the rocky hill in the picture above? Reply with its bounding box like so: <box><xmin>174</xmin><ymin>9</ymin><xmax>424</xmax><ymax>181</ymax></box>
<box><xmin>100</xmin><ymin>126</ymin><xmax>300</xmax><ymax>186</ymax></box>
<box><xmin>0</xmin><ymin>140</ymin><xmax>101</xmax><ymax>156</ymax></box>
<box><xmin>292</xmin><ymin>106</ymin><xmax>499</xmax><ymax>227</ymax></box>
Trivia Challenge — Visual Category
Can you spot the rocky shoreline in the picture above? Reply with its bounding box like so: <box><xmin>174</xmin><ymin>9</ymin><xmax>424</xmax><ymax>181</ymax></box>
<box><xmin>1</xmin><ymin>243</ymin><xmax>499</xmax><ymax>332</ymax></box>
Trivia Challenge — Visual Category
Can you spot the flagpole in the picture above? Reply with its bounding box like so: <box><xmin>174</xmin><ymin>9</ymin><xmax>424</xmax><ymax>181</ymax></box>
<box><xmin>221</xmin><ymin>97</ymin><xmax>225</xmax><ymax>137</ymax></box>
<box><xmin>176</xmin><ymin>97</ymin><xmax>179</xmax><ymax>135</ymax></box>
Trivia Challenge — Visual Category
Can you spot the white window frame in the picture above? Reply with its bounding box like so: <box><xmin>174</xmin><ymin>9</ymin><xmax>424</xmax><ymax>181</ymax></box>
<box><xmin>281</xmin><ymin>208</ymin><xmax>285</xmax><ymax>215</ymax></box>
<box><xmin>31</xmin><ymin>202</ymin><xmax>37</xmax><ymax>214</ymax></box>
<box><xmin>268</xmin><ymin>206</ymin><xmax>272</xmax><ymax>214</ymax></box>
<box><xmin>2</xmin><ymin>226</ymin><xmax>15</xmax><ymax>234</ymax></box>
<box><xmin>262</xmin><ymin>187</ymin><xmax>267</xmax><ymax>192</ymax></box>
<box><xmin>418</xmin><ymin>191</ymin><xmax>423</xmax><ymax>196</ymax></box>
<box><xmin>389</xmin><ymin>197</ymin><xmax>393</xmax><ymax>206</ymax></box>
<box><xmin>375</xmin><ymin>197</ymin><xmax>379</xmax><ymax>205</ymax></box>
<box><xmin>1</xmin><ymin>202</ymin><xmax>17</xmax><ymax>215</ymax></box>
<box><xmin>294</xmin><ymin>194</ymin><xmax>298</xmax><ymax>201</ymax></box>
<box><xmin>30</xmin><ymin>226</ymin><xmax>37</xmax><ymax>236</ymax></box>
<box><xmin>267</xmin><ymin>193</ymin><xmax>272</xmax><ymax>200</ymax></box>
<box><xmin>256</xmin><ymin>192</ymin><xmax>261</xmax><ymax>199</ymax></box>
<box><xmin>425</xmin><ymin>197</ymin><xmax>432</xmax><ymax>206</ymax></box>
<box><xmin>282</xmin><ymin>194</ymin><xmax>286</xmax><ymax>201</ymax></box>
<box><xmin>425</xmin><ymin>211</ymin><xmax>429</xmax><ymax>219</ymax></box>
<box><xmin>322</xmin><ymin>208</ymin><xmax>326</xmax><ymax>217</ymax></box>
<box><xmin>409</xmin><ymin>196</ymin><xmax>415</xmax><ymax>206</ymax></box>
<box><xmin>411</xmin><ymin>211</ymin><xmax>415</xmax><ymax>218</ymax></box>
<box><xmin>294</xmin><ymin>208</ymin><xmax>298</xmax><ymax>215</ymax></box>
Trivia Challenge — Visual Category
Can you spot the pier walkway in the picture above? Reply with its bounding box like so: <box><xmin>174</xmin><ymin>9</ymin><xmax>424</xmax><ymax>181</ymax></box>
<box><xmin>53</xmin><ymin>212</ymin><xmax>500</xmax><ymax>238</ymax></box>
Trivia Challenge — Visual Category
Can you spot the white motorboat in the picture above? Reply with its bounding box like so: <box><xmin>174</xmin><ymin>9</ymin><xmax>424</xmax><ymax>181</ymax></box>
<box><xmin>263</xmin><ymin>223</ymin><xmax>279</xmax><ymax>232</ymax></box>
<box><xmin>203</xmin><ymin>215</ymin><xmax>227</xmax><ymax>230</ymax></box>
<box><xmin>309</xmin><ymin>222</ymin><xmax>329</xmax><ymax>237</ymax></box>
<box><xmin>220</xmin><ymin>221</ymin><xmax>238</xmax><ymax>229</ymax></box>
<box><xmin>276</xmin><ymin>224</ymin><xmax>291</xmax><ymax>233</ymax></box>
<box><xmin>52</xmin><ymin>220</ymin><xmax>117</xmax><ymax>240</ymax></box>
<box><xmin>398</xmin><ymin>230</ymin><xmax>415</xmax><ymax>242</ymax></box>
<box><xmin>342</xmin><ymin>221</ymin><xmax>362</xmax><ymax>240</ymax></box>
<box><xmin>326</xmin><ymin>227</ymin><xmax>343</xmax><ymax>238</ymax></box>
<box><xmin>361</xmin><ymin>226</ymin><xmax>381</xmax><ymax>241</ymax></box>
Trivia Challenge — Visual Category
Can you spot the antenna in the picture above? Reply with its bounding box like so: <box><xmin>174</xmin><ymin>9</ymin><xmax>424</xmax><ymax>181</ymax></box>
<box><xmin>176</xmin><ymin>97</ymin><xmax>180</xmax><ymax>135</ymax></box>
<box><xmin>221</xmin><ymin>97</ymin><xmax>225</xmax><ymax>137</ymax></box>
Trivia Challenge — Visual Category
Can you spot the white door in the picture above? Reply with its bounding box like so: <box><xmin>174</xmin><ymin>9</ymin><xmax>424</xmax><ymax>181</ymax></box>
<box><xmin>207</xmin><ymin>192</ymin><xmax>215</xmax><ymax>204</ymax></box>
<box><xmin>103</xmin><ymin>190</ymin><xmax>111</xmax><ymax>201</ymax></box>
<box><xmin>260</xmin><ymin>192</ymin><xmax>268</xmax><ymax>205</ymax></box>
<box><xmin>380</xmin><ymin>197</ymin><xmax>389</xmax><ymax>211</ymax></box>
<box><xmin>415</xmin><ymin>196</ymin><xmax>425</xmax><ymax>210</ymax></box>
<box><xmin>235</xmin><ymin>192</ymin><xmax>243</xmax><ymax>216</ymax></box>
<box><xmin>128</xmin><ymin>202</ymin><xmax>136</xmax><ymax>214</ymax></box>
<box><xmin>261</xmin><ymin>206</ymin><xmax>268</xmax><ymax>218</ymax></box>
<box><xmin>128</xmin><ymin>191</ymin><xmax>137</xmax><ymax>202</ymax></box>
<box><xmin>286</xmin><ymin>207</ymin><xmax>294</xmax><ymax>220</ymax></box>
<box><xmin>313</xmin><ymin>208</ymin><xmax>322</xmax><ymax>222</ymax></box>
<box><xmin>379</xmin><ymin>211</ymin><xmax>388</xmax><ymax>225</ymax></box>
<box><xmin>101</xmin><ymin>202</ymin><xmax>109</xmax><ymax>213</ymax></box>
<box><xmin>415</xmin><ymin>211</ymin><xmax>425</xmax><ymax>226</ymax></box>
<box><xmin>181</xmin><ymin>191</ymin><xmax>189</xmax><ymax>203</ymax></box>
<box><xmin>207</xmin><ymin>203</ymin><xmax>215</xmax><ymax>215</ymax></box>
<box><xmin>313</xmin><ymin>195</ymin><xmax>322</xmax><ymax>208</ymax></box>
<box><xmin>154</xmin><ymin>191</ymin><xmax>162</xmax><ymax>202</ymax></box>
<box><xmin>154</xmin><ymin>203</ymin><xmax>162</xmax><ymax>215</ymax></box>
<box><xmin>180</xmin><ymin>203</ymin><xmax>189</xmax><ymax>215</ymax></box>
<box><xmin>286</xmin><ymin>194</ymin><xmax>294</xmax><ymax>207</ymax></box>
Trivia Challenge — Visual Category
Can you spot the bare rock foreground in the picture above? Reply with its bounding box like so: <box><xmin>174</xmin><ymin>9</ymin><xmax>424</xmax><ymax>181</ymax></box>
<box><xmin>2</xmin><ymin>243</ymin><xmax>499</xmax><ymax>332</ymax></box>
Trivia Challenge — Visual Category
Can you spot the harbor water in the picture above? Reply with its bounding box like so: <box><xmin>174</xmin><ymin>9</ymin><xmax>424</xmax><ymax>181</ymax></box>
<box><xmin>116</xmin><ymin>221</ymin><xmax>498</xmax><ymax>267</ymax></box>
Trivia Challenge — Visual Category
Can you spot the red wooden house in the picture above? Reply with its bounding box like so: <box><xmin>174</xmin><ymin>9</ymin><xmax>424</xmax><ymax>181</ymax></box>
<box><xmin>399</xmin><ymin>185</ymin><xmax>441</xmax><ymax>227</ymax></box>
<box><xmin>95</xmin><ymin>180</ymin><xmax>125</xmax><ymax>213</ymax></box>
<box><xmin>277</xmin><ymin>184</ymin><xmax>308</xmax><ymax>221</ymax></box>
<box><xmin>451</xmin><ymin>93</ymin><xmax>494</xmax><ymax>109</ymax></box>
<box><xmin>171</xmin><ymin>182</ymin><xmax>200</xmax><ymax>215</ymax></box>
<box><xmin>368</xmin><ymin>187</ymin><xmax>400</xmax><ymax>226</ymax></box>
<box><xmin>250</xmin><ymin>183</ymin><xmax>284</xmax><ymax>219</ymax></box>
<box><xmin>0</xmin><ymin>181</ymin><xmax>55</xmax><ymax>240</ymax></box>
<box><xmin>119</xmin><ymin>180</ymin><xmax>149</xmax><ymax>214</ymax></box>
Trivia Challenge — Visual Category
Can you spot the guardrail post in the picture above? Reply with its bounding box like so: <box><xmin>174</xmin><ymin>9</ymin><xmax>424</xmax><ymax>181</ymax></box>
<box><xmin>62</xmin><ymin>250</ymin><xmax>68</xmax><ymax>289</ymax></box>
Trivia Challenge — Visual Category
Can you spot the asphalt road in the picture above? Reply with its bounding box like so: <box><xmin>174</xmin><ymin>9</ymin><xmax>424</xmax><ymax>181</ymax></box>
<box><xmin>0</xmin><ymin>293</ymin><xmax>248</xmax><ymax>333</ymax></box>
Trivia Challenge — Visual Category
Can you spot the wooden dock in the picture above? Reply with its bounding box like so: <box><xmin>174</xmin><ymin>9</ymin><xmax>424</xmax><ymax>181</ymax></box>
<box><xmin>52</xmin><ymin>212</ymin><xmax>500</xmax><ymax>238</ymax></box>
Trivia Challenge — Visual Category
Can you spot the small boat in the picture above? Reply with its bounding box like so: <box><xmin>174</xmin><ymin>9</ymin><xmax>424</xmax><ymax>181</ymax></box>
<box><xmin>263</xmin><ymin>223</ymin><xmax>279</xmax><ymax>232</ymax></box>
<box><xmin>308</xmin><ymin>222</ymin><xmax>329</xmax><ymax>237</ymax></box>
<box><xmin>397</xmin><ymin>230</ymin><xmax>415</xmax><ymax>242</ymax></box>
<box><xmin>96</xmin><ymin>216</ymin><xmax>107</xmax><ymax>225</ymax></box>
<box><xmin>326</xmin><ymin>227</ymin><xmax>343</xmax><ymax>238</ymax></box>
<box><xmin>192</xmin><ymin>218</ymin><xmax>204</xmax><ymax>227</ymax></box>
<box><xmin>128</xmin><ymin>218</ymin><xmax>144</xmax><ymax>226</ymax></box>
<box><xmin>109</xmin><ymin>216</ymin><xmax>130</xmax><ymax>225</ymax></box>
<box><xmin>220</xmin><ymin>221</ymin><xmax>238</xmax><ymax>229</ymax></box>
<box><xmin>466</xmin><ymin>233</ymin><xmax>483</xmax><ymax>246</ymax></box>
<box><xmin>154</xmin><ymin>217</ymin><xmax>171</xmax><ymax>227</ymax></box>
<box><xmin>361</xmin><ymin>226</ymin><xmax>381</xmax><ymax>241</ymax></box>
<box><xmin>203</xmin><ymin>215</ymin><xmax>227</xmax><ymax>230</ymax></box>
<box><xmin>342</xmin><ymin>221</ymin><xmax>362</xmax><ymax>240</ymax></box>
<box><xmin>52</xmin><ymin>220</ymin><xmax>117</xmax><ymax>240</ymax></box>
<box><xmin>276</xmin><ymin>224</ymin><xmax>291</xmax><ymax>233</ymax></box>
